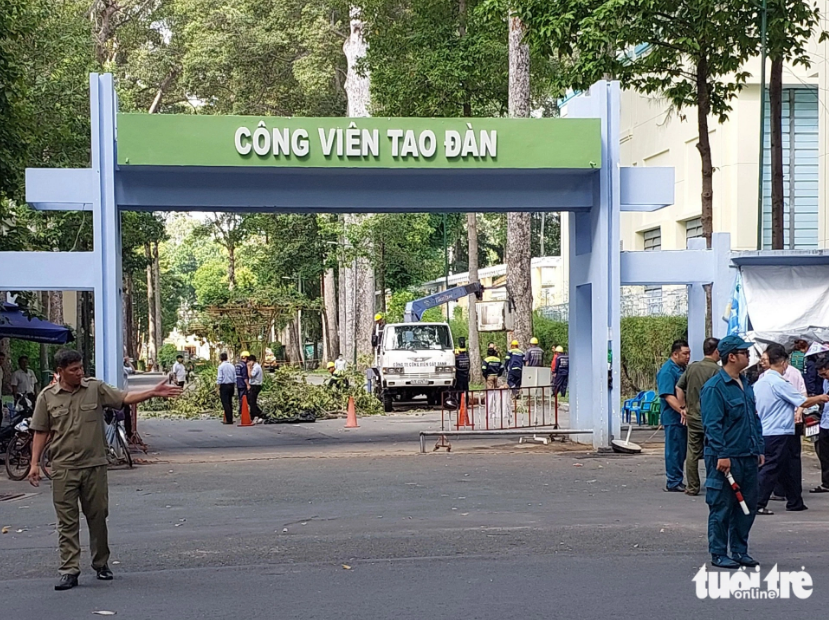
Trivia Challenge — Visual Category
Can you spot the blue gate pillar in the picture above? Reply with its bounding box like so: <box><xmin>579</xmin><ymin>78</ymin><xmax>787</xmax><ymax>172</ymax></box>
<box><xmin>91</xmin><ymin>74</ymin><xmax>124</xmax><ymax>387</ymax></box>
<box><xmin>566</xmin><ymin>81</ymin><xmax>621</xmax><ymax>449</ymax></box>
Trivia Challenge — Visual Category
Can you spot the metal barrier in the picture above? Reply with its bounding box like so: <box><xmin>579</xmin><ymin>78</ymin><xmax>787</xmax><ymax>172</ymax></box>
<box><xmin>441</xmin><ymin>386</ymin><xmax>561</xmax><ymax>432</ymax></box>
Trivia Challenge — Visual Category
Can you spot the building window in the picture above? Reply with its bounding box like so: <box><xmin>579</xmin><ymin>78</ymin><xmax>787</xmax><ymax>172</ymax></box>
<box><xmin>762</xmin><ymin>87</ymin><xmax>818</xmax><ymax>249</ymax></box>
<box><xmin>643</xmin><ymin>227</ymin><xmax>661</xmax><ymax>251</ymax></box>
<box><xmin>685</xmin><ymin>218</ymin><xmax>703</xmax><ymax>247</ymax></box>
<box><xmin>644</xmin><ymin>286</ymin><xmax>663</xmax><ymax>315</ymax></box>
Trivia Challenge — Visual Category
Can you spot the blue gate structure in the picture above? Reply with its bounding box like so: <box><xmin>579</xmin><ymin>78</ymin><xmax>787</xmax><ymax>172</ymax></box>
<box><xmin>0</xmin><ymin>73</ymin><xmax>736</xmax><ymax>449</ymax></box>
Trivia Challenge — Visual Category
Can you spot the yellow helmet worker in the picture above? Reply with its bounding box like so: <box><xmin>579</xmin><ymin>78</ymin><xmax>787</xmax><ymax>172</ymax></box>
<box><xmin>327</xmin><ymin>361</ymin><xmax>335</xmax><ymax>369</ymax></box>
<box><xmin>374</xmin><ymin>313</ymin><xmax>383</xmax><ymax>321</ymax></box>
<box><xmin>240</xmin><ymin>350</ymin><xmax>250</xmax><ymax>358</ymax></box>
<box><xmin>511</xmin><ymin>340</ymin><xmax>519</xmax><ymax>347</ymax></box>
<box><xmin>530</xmin><ymin>337</ymin><xmax>539</xmax><ymax>345</ymax></box>
<box><xmin>555</xmin><ymin>346</ymin><xmax>564</xmax><ymax>353</ymax></box>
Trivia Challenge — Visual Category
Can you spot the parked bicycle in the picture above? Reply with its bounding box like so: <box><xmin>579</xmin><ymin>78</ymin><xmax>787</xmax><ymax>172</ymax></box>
<box><xmin>4</xmin><ymin>417</ymin><xmax>54</xmax><ymax>481</ymax></box>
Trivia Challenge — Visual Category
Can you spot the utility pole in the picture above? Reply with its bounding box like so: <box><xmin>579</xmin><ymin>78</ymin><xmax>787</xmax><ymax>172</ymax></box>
<box><xmin>443</xmin><ymin>214</ymin><xmax>449</xmax><ymax>319</ymax></box>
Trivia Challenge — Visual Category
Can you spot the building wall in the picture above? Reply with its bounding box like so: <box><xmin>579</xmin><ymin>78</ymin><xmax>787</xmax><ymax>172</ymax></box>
<box><xmin>560</xmin><ymin>22</ymin><xmax>828</xmax><ymax>298</ymax></box>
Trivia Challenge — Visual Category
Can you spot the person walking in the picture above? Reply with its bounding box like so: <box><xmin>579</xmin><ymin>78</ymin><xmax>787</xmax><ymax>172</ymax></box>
<box><xmin>248</xmin><ymin>354</ymin><xmax>264</xmax><ymax>420</ymax></box>
<box><xmin>27</xmin><ymin>349</ymin><xmax>181</xmax><ymax>590</ymax></box>
<box><xmin>235</xmin><ymin>351</ymin><xmax>250</xmax><ymax>418</ymax></box>
<box><xmin>657</xmin><ymin>339</ymin><xmax>691</xmax><ymax>492</ymax></box>
<box><xmin>700</xmin><ymin>335</ymin><xmax>764</xmax><ymax>569</ymax></box>
<box><xmin>524</xmin><ymin>338</ymin><xmax>543</xmax><ymax>367</ymax></box>
<box><xmin>676</xmin><ymin>337</ymin><xmax>720</xmax><ymax>496</ymax></box>
<box><xmin>754</xmin><ymin>344</ymin><xmax>829</xmax><ymax>515</ymax></box>
<box><xmin>216</xmin><ymin>352</ymin><xmax>236</xmax><ymax>424</ymax></box>
<box><xmin>172</xmin><ymin>355</ymin><xmax>187</xmax><ymax>388</ymax></box>
<box><xmin>505</xmin><ymin>340</ymin><xmax>524</xmax><ymax>395</ymax></box>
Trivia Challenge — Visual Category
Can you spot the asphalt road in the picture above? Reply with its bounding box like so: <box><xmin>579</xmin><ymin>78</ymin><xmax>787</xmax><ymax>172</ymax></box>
<box><xmin>2</xmin><ymin>439</ymin><xmax>828</xmax><ymax>619</ymax></box>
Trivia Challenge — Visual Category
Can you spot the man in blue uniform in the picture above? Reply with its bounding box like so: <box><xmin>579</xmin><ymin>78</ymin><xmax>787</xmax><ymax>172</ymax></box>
<box><xmin>482</xmin><ymin>346</ymin><xmax>504</xmax><ymax>390</ymax></box>
<box><xmin>701</xmin><ymin>335</ymin><xmax>765</xmax><ymax>569</ymax></box>
<box><xmin>657</xmin><ymin>339</ymin><xmax>691</xmax><ymax>492</ymax></box>
<box><xmin>505</xmin><ymin>340</ymin><xmax>524</xmax><ymax>396</ymax></box>
<box><xmin>454</xmin><ymin>337</ymin><xmax>471</xmax><ymax>405</ymax></box>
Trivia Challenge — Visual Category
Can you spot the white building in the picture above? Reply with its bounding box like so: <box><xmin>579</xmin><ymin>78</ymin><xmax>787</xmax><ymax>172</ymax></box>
<box><xmin>561</xmin><ymin>18</ymin><xmax>829</xmax><ymax>309</ymax></box>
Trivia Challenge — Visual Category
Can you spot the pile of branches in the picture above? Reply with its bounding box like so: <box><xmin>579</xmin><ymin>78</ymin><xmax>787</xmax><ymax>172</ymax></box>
<box><xmin>139</xmin><ymin>365</ymin><xmax>382</xmax><ymax>420</ymax></box>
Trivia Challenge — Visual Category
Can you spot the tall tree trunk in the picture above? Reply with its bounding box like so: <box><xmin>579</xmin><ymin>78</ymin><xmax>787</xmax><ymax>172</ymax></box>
<box><xmin>377</xmin><ymin>241</ymin><xmax>386</xmax><ymax>314</ymax></box>
<box><xmin>124</xmin><ymin>272</ymin><xmax>136</xmax><ymax>360</ymax></box>
<box><xmin>696</xmin><ymin>57</ymin><xmax>715</xmax><ymax>335</ymax></box>
<box><xmin>79</xmin><ymin>292</ymin><xmax>93</xmax><ymax>374</ymax></box>
<box><xmin>145</xmin><ymin>243</ymin><xmax>157</xmax><ymax>369</ymax></box>
<box><xmin>467</xmin><ymin>213</ymin><xmax>483</xmax><ymax>384</ymax></box>
<box><xmin>48</xmin><ymin>291</ymin><xmax>63</xmax><ymax>325</ymax></box>
<box><xmin>152</xmin><ymin>241</ymin><xmax>163</xmax><ymax>349</ymax></box>
<box><xmin>769</xmin><ymin>57</ymin><xmax>784</xmax><ymax>250</ymax></box>
<box><xmin>343</xmin><ymin>8</ymin><xmax>374</xmax><ymax>367</ymax></box>
<box><xmin>227</xmin><ymin>244</ymin><xmax>237</xmax><ymax>291</ymax></box>
<box><xmin>285</xmin><ymin>321</ymin><xmax>303</xmax><ymax>364</ymax></box>
<box><xmin>507</xmin><ymin>12</ymin><xmax>533</xmax><ymax>346</ymax></box>
<box><xmin>323</xmin><ymin>269</ymin><xmax>340</xmax><ymax>360</ymax></box>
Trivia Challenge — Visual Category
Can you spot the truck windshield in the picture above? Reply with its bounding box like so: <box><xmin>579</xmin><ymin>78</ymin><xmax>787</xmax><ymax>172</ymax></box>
<box><xmin>386</xmin><ymin>325</ymin><xmax>452</xmax><ymax>351</ymax></box>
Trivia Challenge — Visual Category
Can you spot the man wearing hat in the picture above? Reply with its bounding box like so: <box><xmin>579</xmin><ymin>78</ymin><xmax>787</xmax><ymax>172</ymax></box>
<box><xmin>505</xmin><ymin>340</ymin><xmax>525</xmax><ymax>395</ymax></box>
<box><xmin>454</xmin><ymin>337</ymin><xmax>471</xmax><ymax>403</ymax></box>
<box><xmin>700</xmin><ymin>335</ymin><xmax>765</xmax><ymax>569</ymax></box>
<box><xmin>524</xmin><ymin>338</ymin><xmax>544</xmax><ymax>368</ymax></box>
<box><xmin>235</xmin><ymin>351</ymin><xmax>250</xmax><ymax>418</ymax></box>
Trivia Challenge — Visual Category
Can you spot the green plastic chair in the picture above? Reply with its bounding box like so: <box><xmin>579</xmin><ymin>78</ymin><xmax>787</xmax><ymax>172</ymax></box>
<box><xmin>642</xmin><ymin>395</ymin><xmax>660</xmax><ymax>426</ymax></box>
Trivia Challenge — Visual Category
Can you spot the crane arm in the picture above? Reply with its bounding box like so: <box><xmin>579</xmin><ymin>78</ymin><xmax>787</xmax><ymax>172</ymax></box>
<box><xmin>404</xmin><ymin>283</ymin><xmax>484</xmax><ymax>322</ymax></box>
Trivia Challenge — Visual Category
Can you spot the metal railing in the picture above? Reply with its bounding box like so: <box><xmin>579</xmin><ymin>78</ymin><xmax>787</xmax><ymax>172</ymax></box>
<box><xmin>441</xmin><ymin>386</ymin><xmax>561</xmax><ymax>432</ymax></box>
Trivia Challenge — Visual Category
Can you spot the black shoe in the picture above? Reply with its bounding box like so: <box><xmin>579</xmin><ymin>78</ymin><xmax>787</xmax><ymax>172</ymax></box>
<box><xmin>665</xmin><ymin>483</ymin><xmax>686</xmax><ymax>493</ymax></box>
<box><xmin>96</xmin><ymin>565</ymin><xmax>113</xmax><ymax>580</ymax></box>
<box><xmin>787</xmin><ymin>505</ymin><xmax>809</xmax><ymax>512</ymax></box>
<box><xmin>769</xmin><ymin>494</ymin><xmax>786</xmax><ymax>501</ymax></box>
<box><xmin>732</xmin><ymin>553</ymin><xmax>759</xmax><ymax>567</ymax></box>
<box><xmin>711</xmin><ymin>555</ymin><xmax>740</xmax><ymax>569</ymax></box>
<box><xmin>55</xmin><ymin>574</ymin><xmax>78</xmax><ymax>591</ymax></box>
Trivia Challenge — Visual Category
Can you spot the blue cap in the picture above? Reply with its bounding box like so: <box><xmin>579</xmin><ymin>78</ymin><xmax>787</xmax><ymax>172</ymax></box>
<box><xmin>717</xmin><ymin>334</ymin><xmax>754</xmax><ymax>358</ymax></box>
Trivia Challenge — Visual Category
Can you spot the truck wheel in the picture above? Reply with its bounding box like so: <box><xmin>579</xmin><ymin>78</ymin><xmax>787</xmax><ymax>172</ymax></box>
<box><xmin>383</xmin><ymin>392</ymin><xmax>394</xmax><ymax>413</ymax></box>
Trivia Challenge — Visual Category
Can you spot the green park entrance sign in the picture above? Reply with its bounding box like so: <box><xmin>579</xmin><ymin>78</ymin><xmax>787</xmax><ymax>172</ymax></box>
<box><xmin>117</xmin><ymin>115</ymin><xmax>601</xmax><ymax>169</ymax></box>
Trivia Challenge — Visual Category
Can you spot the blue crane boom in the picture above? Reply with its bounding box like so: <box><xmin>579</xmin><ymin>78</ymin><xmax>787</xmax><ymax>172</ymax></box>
<box><xmin>403</xmin><ymin>283</ymin><xmax>484</xmax><ymax>322</ymax></box>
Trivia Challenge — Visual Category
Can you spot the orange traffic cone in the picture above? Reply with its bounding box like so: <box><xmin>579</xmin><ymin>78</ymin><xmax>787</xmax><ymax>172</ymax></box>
<box><xmin>238</xmin><ymin>394</ymin><xmax>254</xmax><ymax>427</ymax></box>
<box><xmin>345</xmin><ymin>396</ymin><xmax>359</xmax><ymax>428</ymax></box>
<box><xmin>457</xmin><ymin>394</ymin><xmax>471</xmax><ymax>427</ymax></box>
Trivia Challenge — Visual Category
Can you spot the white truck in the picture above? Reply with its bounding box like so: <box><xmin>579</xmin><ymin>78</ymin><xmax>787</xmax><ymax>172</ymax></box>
<box><xmin>375</xmin><ymin>322</ymin><xmax>456</xmax><ymax>412</ymax></box>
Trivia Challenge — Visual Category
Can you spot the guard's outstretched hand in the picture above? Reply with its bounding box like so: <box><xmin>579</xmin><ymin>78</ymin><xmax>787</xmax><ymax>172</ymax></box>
<box><xmin>154</xmin><ymin>380</ymin><xmax>183</xmax><ymax>399</ymax></box>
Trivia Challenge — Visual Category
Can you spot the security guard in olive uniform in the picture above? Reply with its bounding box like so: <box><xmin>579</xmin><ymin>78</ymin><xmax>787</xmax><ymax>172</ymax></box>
<box><xmin>700</xmin><ymin>335</ymin><xmax>765</xmax><ymax>569</ymax></box>
<box><xmin>28</xmin><ymin>349</ymin><xmax>181</xmax><ymax>591</ymax></box>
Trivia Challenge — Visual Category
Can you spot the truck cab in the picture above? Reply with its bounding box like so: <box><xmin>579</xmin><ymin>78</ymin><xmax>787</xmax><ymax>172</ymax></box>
<box><xmin>375</xmin><ymin>322</ymin><xmax>455</xmax><ymax>411</ymax></box>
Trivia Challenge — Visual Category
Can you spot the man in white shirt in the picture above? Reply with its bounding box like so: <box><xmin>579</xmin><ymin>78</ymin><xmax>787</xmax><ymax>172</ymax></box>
<box><xmin>216</xmin><ymin>352</ymin><xmax>236</xmax><ymax>424</ymax></box>
<box><xmin>334</xmin><ymin>354</ymin><xmax>347</xmax><ymax>373</ymax></box>
<box><xmin>172</xmin><ymin>355</ymin><xmax>187</xmax><ymax>388</ymax></box>
<box><xmin>247</xmin><ymin>354</ymin><xmax>264</xmax><ymax>420</ymax></box>
<box><xmin>11</xmin><ymin>355</ymin><xmax>38</xmax><ymax>399</ymax></box>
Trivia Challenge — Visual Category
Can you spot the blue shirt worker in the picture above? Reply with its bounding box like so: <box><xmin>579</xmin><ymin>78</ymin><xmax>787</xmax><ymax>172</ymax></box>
<box><xmin>657</xmin><ymin>339</ymin><xmax>691</xmax><ymax>492</ymax></box>
<box><xmin>754</xmin><ymin>344</ymin><xmax>829</xmax><ymax>515</ymax></box>
<box><xmin>552</xmin><ymin>352</ymin><xmax>569</xmax><ymax>397</ymax></box>
<box><xmin>700</xmin><ymin>335</ymin><xmax>765</xmax><ymax>569</ymax></box>
<box><xmin>812</xmin><ymin>357</ymin><xmax>829</xmax><ymax>493</ymax></box>
<box><xmin>524</xmin><ymin>338</ymin><xmax>543</xmax><ymax>367</ymax></box>
<box><xmin>235</xmin><ymin>351</ymin><xmax>250</xmax><ymax>416</ymax></box>
<box><xmin>505</xmin><ymin>340</ymin><xmax>524</xmax><ymax>395</ymax></box>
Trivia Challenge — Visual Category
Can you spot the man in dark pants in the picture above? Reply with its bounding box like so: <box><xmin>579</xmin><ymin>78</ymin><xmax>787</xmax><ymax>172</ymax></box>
<box><xmin>676</xmin><ymin>337</ymin><xmax>720</xmax><ymax>496</ymax></box>
<box><xmin>235</xmin><ymin>351</ymin><xmax>250</xmax><ymax>417</ymax></box>
<box><xmin>27</xmin><ymin>349</ymin><xmax>181</xmax><ymax>590</ymax></box>
<box><xmin>657</xmin><ymin>339</ymin><xmax>691</xmax><ymax>492</ymax></box>
<box><xmin>216</xmin><ymin>352</ymin><xmax>236</xmax><ymax>424</ymax></box>
<box><xmin>552</xmin><ymin>351</ymin><xmax>569</xmax><ymax>397</ymax></box>
<box><xmin>701</xmin><ymin>335</ymin><xmax>765</xmax><ymax>569</ymax></box>
<box><xmin>454</xmin><ymin>337</ymin><xmax>470</xmax><ymax>404</ymax></box>
<box><xmin>754</xmin><ymin>344</ymin><xmax>828</xmax><ymax>515</ymax></box>
<box><xmin>810</xmin><ymin>358</ymin><xmax>829</xmax><ymax>494</ymax></box>
<box><xmin>505</xmin><ymin>340</ymin><xmax>524</xmax><ymax>396</ymax></box>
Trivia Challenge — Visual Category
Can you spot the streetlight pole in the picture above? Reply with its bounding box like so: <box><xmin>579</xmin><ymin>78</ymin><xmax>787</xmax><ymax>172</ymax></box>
<box><xmin>443</xmin><ymin>213</ymin><xmax>449</xmax><ymax>320</ymax></box>
<box><xmin>756</xmin><ymin>0</ymin><xmax>768</xmax><ymax>250</ymax></box>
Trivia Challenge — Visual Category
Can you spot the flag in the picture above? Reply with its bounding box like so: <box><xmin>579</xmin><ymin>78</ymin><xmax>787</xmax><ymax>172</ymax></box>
<box><xmin>723</xmin><ymin>271</ymin><xmax>748</xmax><ymax>336</ymax></box>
